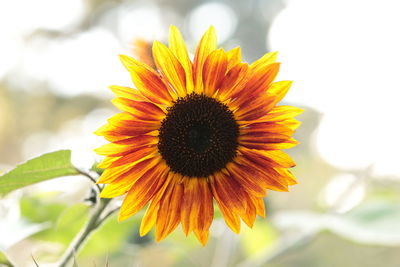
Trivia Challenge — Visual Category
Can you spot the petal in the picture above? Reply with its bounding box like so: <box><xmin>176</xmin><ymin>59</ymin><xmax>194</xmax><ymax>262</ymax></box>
<box><xmin>210</xmin><ymin>175</ymin><xmax>241</xmax><ymax>234</ymax></box>
<box><xmin>234</xmin><ymin>93</ymin><xmax>276</xmax><ymax>121</ymax></box>
<box><xmin>180</xmin><ymin>178</ymin><xmax>199</xmax><ymax>235</ymax></box>
<box><xmin>193</xmin><ymin>26</ymin><xmax>217</xmax><ymax>93</ymax></box>
<box><xmin>108</xmin><ymin>146</ymin><xmax>157</xmax><ymax>168</ymax></box>
<box><xmin>156</xmin><ymin>176</ymin><xmax>184</xmax><ymax>242</ymax></box>
<box><xmin>241</xmin><ymin>140</ymin><xmax>298</xmax><ymax>150</ymax></box>
<box><xmin>235</xmin><ymin>154</ymin><xmax>290</xmax><ymax>192</ymax></box>
<box><xmin>97</xmin><ymin>156</ymin><xmax>120</xmax><ymax>169</ymax></box>
<box><xmin>118</xmin><ymin>162</ymin><xmax>169</xmax><ymax>221</ymax></box>
<box><xmin>202</xmin><ymin>49</ymin><xmax>228</xmax><ymax>96</ymax></box>
<box><xmin>240</xmin><ymin>135</ymin><xmax>298</xmax><ymax>151</ymax></box>
<box><xmin>181</xmin><ymin>178</ymin><xmax>213</xmax><ymax>239</ymax></box>
<box><xmin>94</xmin><ymin>124</ymin><xmax>131</xmax><ymax>142</ymax></box>
<box><xmin>99</xmin><ymin>181</ymin><xmax>133</xmax><ymax>198</ymax></box>
<box><xmin>240</xmin><ymin>192</ymin><xmax>256</xmax><ymax>228</ymax></box>
<box><xmin>251</xmin><ymin>196</ymin><xmax>266</xmax><ymax>218</ymax></box>
<box><xmin>140</xmin><ymin>201</ymin><xmax>160</xmax><ymax>236</ymax></box>
<box><xmin>140</xmin><ymin>173</ymin><xmax>174</xmax><ymax>236</ymax></box>
<box><xmin>152</xmin><ymin>41</ymin><xmax>186</xmax><ymax>97</ymax></box>
<box><xmin>241</xmin><ymin>121</ymin><xmax>295</xmax><ymax>135</ymax></box>
<box><xmin>226</xmin><ymin>162</ymin><xmax>267</xmax><ymax>197</ymax></box>
<box><xmin>107</xmin><ymin>112</ymin><xmax>160</xmax><ymax>131</ymax></box>
<box><xmin>266</xmin><ymin>80</ymin><xmax>292</xmax><ymax>105</ymax></box>
<box><xmin>119</xmin><ymin>55</ymin><xmax>173</xmax><ymax>105</ymax></box>
<box><xmin>275</xmin><ymin>167</ymin><xmax>298</xmax><ymax>186</ymax></box>
<box><xmin>94</xmin><ymin>135</ymin><xmax>157</xmax><ymax>157</ymax></box>
<box><xmin>193</xmin><ymin>179</ymin><xmax>213</xmax><ymax>246</ymax></box>
<box><xmin>256</xmin><ymin>105</ymin><xmax>304</xmax><ymax>123</ymax></box>
<box><xmin>250</xmin><ymin>51</ymin><xmax>278</xmax><ymax>73</ymax></box>
<box><xmin>226</xmin><ymin>47</ymin><xmax>242</xmax><ymax>70</ymax></box>
<box><xmin>240</xmin><ymin>148</ymin><xmax>296</xmax><ymax>169</ymax></box>
<box><xmin>112</xmin><ymin>97</ymin><xmax>165</xmax><ymax>121</ymax></box>
<box><xmin>96</xmin><ymin>117</ymin><xmax>159</xmax><ymax>141</ymax></box>
<box><xmin>239</xmin><ymin>123</ymin><xmax>298</xmax><ymax>150</ymax></box>
<box><xmin>98</xmin><ymin>155</ymin><xmax>158</xmax><ymax>184</ymax></box>
<box><xmin>232</xmin><ymin>62</ymin><xmax>280</xmax><ymax>107</ymax></box>
<box><xmin>217</xmin><ymin>63</ymin><xmax>250</xmax><ymax>102</ymax></box>
<box><xmin>109</xmin><ymin>85</ymin><xmax>146</xmax><ymax>101</ymax></box>
<box><xmin>169</xmin><ymin>25</ymin><xmax>194</xmax><ymax>93</ymax></box>
<box><xmin>209</xmin><ymin>172</ymin><xmax>246</xmax><ymax>214</ymax></box>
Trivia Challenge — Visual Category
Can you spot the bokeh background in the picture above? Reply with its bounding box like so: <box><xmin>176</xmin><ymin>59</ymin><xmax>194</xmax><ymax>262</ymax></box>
<box><xmin>1</xmin><ymin>0</ymin><xmax>400</xmax><ymax>266</ymax></box>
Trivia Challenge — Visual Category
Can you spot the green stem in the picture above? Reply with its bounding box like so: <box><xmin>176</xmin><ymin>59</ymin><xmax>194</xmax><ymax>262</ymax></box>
<box><xmin>57</xmin><ymin>198</ymin><xmax>113</xmax><ymax>267</ymax></box>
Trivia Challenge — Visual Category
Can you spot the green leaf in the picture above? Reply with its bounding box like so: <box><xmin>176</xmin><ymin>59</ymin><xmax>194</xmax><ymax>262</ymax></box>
<box><xmin>20</xmin><ymin>195</ymin><xmax>66</xmax><ymax>224</ymax></box>
<box><xmin>0</xmin><ymin>150</ymin><xmax>79</xmax><ymax>195</ymax></box>
<box><xmin>0</xmin><ymin>250</ymin><xmax>14</xmax><ymax>267</ymax></box>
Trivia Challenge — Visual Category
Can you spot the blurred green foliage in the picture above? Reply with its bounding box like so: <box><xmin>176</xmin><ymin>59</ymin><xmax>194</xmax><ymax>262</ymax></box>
<box><xmin>0</xmin><ymin>250</ymin><xmax>14</xmax><ymax>267</ymax></box>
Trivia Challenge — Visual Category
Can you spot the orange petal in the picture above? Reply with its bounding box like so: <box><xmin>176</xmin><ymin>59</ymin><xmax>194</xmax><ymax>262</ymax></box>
<box><xmin>211</xmin><ymin>175</ymin><xmax>241</xmax><ymax>234</ymax></box>
<box><xmin>232</xmin><ymin>62</ymin><xmax>280</xmax><ymax>107</ymax></box>
<box><xmin>140</xmin><ymin>201</ymin><xmax>160</xmax><ymax>237</ymax></box>
<box><xmin>94</xmin><ymin>135</ymin><xmax>157</xmax><ymax>157</ymax></box>
<box><xmin>241</xmin><ymin>139</ymin><xmax>298</xmax><ymax>150</ymax></box>
<box><xmin>256</xmin><ymin>105</ymin><xmax>304</xmax><ymax>123</ymax></box>
<box><xmin>152</xmin><ymin>41</ymin><xmax>186</xmax><ymax>98</ymax></box>
<box><xmin>250</xmin><ymin>51</ymin><xmax>278</xmax><ymax>73</ymax></box>
<box><xmin>202</xmin><ymin>49</ymin><xmax>228</xmax><ymax>96</ymax></box>
<box><xmin>251</xmin><ymin>195</ymin><xmax>266</xmax><ymax>218</ymax></box>
<box><xmin>96</xmin><ymin>119</ymin><xmax>159</xmax><ymax>142</ymax></box>
<box><xmin>240</xmin><ymin>148</ymin><xmax>296</xmax><ymax>169</ymax></box>
<box><xmin>280</xmin><ymin>118</ymin><xmax>302</xmax><ymax>131</ymax></box>
<box><xmin>112</xmin><ymin>97</ymin><xmax>165</xmax><ymax>121</ymax></box>
<box><xmin>209</xmin><ymin>172</ymin><xmax>246</xmax><ymax>214</ymax></box>
<box><xmin>108</xmin><ymin>85</ymin><xmax>146</xmax><ymax>101</ymax></box>
<box><xmin>226</xmin><ymin>47</ymin><xmax>242</xmax><ymax>70</ymax></box>
<box><xmin>241</xmin><ymin>121</ymin><xmax>295</xmax><ymax>135</ymax></box>
<box><xmin>193</xmin><ymin>179</ymin><xmax>213</xmax><ymax>246</ymax></box>
<box><xmin>193</xmin><ymin>26</ymin><xmax>217</xmax><ymax>93</ymax></box>
<box><xmin>156</xmin><ymin>176</ymin><xmax>184</xmax><ymax>242</ymax></box>
<box><xmin>99</xmin><ymin>156</ymin><xmax>162</xmax><ymax>197</ymax></box>
<box><xmin>140</xmin><ymin>173</ymin><xmax>174</xmax><ymax>236</ymax></box>
<box><xmin>266</xmin><ymin>80</ymin><xmax>292</xmax><ymax>104</ymax></box>
<box><xmin>226</xmin><ymin>162</ymin><xmax>267</xmax><ymax>197</ymax></box>
<box><xmin>100</xmin><ymin>183</ymin><xmax>131</xmax><ymax>198</ymax></box>
<box><xmin>107</xmin><ymin>112</ymin><xmax>160</xmax><ymax>131</ymax></box>
<box><xmin>180</xmin><ymin>178</ymin><xmax>199</xmax><ymax>235</ymax></box>
<box><xmin>239</xmin><ymin>193</ymin><xmax>256</xmax><ymax>228</ymax></box>
<box><xmin>108</xmin><ymin>146</ymin><xmax>157</xmax><ymax>168</ymax></box>
<box><xmin>181</xmin><ymin>178</ymin><xmax>213</xmax><ymax>239</ymax></box>
<box><xmin>118</xmin><ymin>55</ymin><xmax>173</xmax><ymax>105</ymax></box>
<box><xmin>275</xmin><ymin>167</ymin><xmax>298</xmax><ymax>186</ymax></box>
<box><xmin>98</xmin><ymin>155</ymin><xmax>159</xmax><ymax>184</ymax></box>
<box><xmin>239</xmin><ymin>123</ymin><xmax>298</xmax><ymax>150</ymax></box>
<box><xmin>169</xmin><ymin>25</ymin><xmax>194</xmax><ymax>93</ymax></box>
<box><xmin>95</xmin><ymin>124</ymin><xmax>131</xmax><ymax>142</ymax></box>
<box><xmin>234</xmin><ymin>93</ymin><xmax>276</xmax><ymax>121</ymax></box>
<box><xmin>217</xmin><ymin>62</ymin><xmax>250</xmax><ymax>102</ymax></box>
<box><xmin>235</xmin><ymin>155</ymin><xmax>290</xmax><ymax>192</ymax></box>
<box><xmin>118</xmin><ymin>163</ymin><xmax>169</xmax><ymax>221</ymax></box>
<box><xmin>97</xmin><ymin>156</ymin><xmax>120</xmax><ymax>169</ymax></box>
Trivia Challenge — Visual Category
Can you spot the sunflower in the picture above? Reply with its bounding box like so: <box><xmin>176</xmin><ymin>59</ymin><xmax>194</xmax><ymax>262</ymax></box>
<box><xmin>95</xmin><ymin>25</ymin><xmax>302</xmax><ymax>245</ymax></box>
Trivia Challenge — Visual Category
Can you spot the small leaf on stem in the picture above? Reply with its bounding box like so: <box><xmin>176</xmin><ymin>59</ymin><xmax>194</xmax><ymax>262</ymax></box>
<box><xmin>0</xmin><ymin>150</ymin><xmax>79</xmax><ymax>195</ymax></box>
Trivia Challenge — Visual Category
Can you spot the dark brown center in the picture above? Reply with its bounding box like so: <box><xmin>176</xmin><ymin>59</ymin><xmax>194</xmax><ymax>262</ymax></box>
<box><xmin>158</xmin><ymin>93</ymin><xmax>239</xmax><ymax>177</ymax></box>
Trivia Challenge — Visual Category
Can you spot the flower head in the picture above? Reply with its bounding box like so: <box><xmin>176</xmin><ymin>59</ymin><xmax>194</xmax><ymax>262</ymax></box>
<box><xmin>95</xmin><ymin>25</ymin><xmax>302</xmax><ymax>245</ymax></box>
